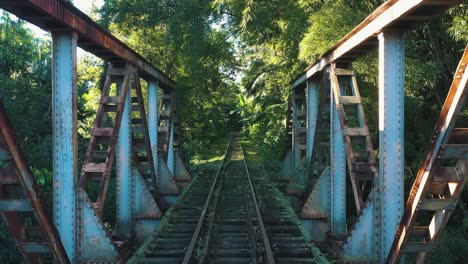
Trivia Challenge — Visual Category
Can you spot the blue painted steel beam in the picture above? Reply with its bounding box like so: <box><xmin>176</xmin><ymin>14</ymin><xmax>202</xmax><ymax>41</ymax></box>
<box><xmin>292</xmin><ymin>90</ymin><xmax>301</xmax><ymax>169</ymax></box>
<box><xmin>52</xmin><ymin>32</ymin><xmax>77</xmax><ymax>263</ymax></box>
<box><xmin>306</xmin><ymin>80</ymin><xmax>318</xmax><ymax>162</ymax></box>
<box><xmin>378</xmin><ymin>31</ymin><xmax>405</xmax><ymax>261</ymax></box>
<box><xmin>156</xmin><ymin>91</ymin><xmax>178</xmax><ymax>195</ymax></box>
<box><xmin>133</xmin><ymin>168</ymin><xmax>162</xmax><ymax>243</ymax></box>
<box><xmin>0</xmin><ymin>199</ymin><xmax>33</xmax><ymax>211</ymax></box>
<box><xmin>174</xmin><ymin>151</ymin><xmax>191</xmax><ymax>182</ymax></box>
<box><xmin>343</xmin><ymin>193</ymin><xmax>376</xmax><ymax>259</ymax></box>
<box><xmin>330</xmin><ymin>70</ymin><xmax>347</xmax><ymax>235</ymax></box>
<box><xmin>116</xmin><ymin>78</ymin><xmax>133</xmax><ymax>238</ymax></box>
<box><xmin>77</xmin><ymin>190</ymin><xmax>119</xmax><ymax>261</ymax></box>
<box><xmin>21</xmin><ymin>243</ymin><xmax>50</xmax><ymax>254</ymax></box>
<box><xmin>147</xmin><ymin>81</ymin><xmax>159</xmax><ymax>186</ymax></box>
<box><xmin>167</xmin><ymin>118</ymin><xmax>175</xmax><ymax>175</ymax></box>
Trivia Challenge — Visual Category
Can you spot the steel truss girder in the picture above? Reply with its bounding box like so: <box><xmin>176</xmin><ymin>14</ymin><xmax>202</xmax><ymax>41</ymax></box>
<box><xmin>170</xmin><ymin>90</ymin><xmax>191</xmax><ymax>185</ymax></box>
<box><xmin>387</xmin><ymin>44</ymin><xmax>468</xmax><ymax>264</ymax></box>
<box><xmin>130</xmin><ymin>70</ymin><xmax>162</xmax><ymax>207</ymax></box>
<box><xmin>116</xmin><ymin>76</ymin><xmax>132</xmax><ymax>238</ymax></box>
<box><xmin>300</xmin><ymin>68</ymin><xmax>340</xmax><ymax>233</ymax></box>
<box><xmin>175</xmin><ymin>151</ymin><xmax>191</xmax><ymax>183</ymax></box>
<box><xmin>301</xmin><ymin>75</ymin><xmax>331</xmax><ymax>228</ymax></box>
<box><xmin>147</xmin><ymin>81</ymin><xmax>159</xmax><ymax>190</ymax></box>
<box><xmin>291</xmin><ymin>0</ymin><xmax>459</xmax><ymax>89</ymax></box>
<box><xmin>154</xmin><ymin>92</ymin><xmax>191</xmax><ymax>196</ymax></box>
<box><xmin>379</xmin><ymin>31</ymin><xmax>405</xmax><ymax>261</ymax></box>
<box><xmin>52</xmin><ymin>31</ymin><xmax>77</xmax><ymax>262</ymax></box>
<box><xmin>158</xmin><ymin>156</ymin><xmax>179</xmax><ymax>195</ymax></box>
<box><xmin>75</xmin><ymin>63</ymin><xmax>163</xmax><ymax>262</ymax></box>
<box><xmin>306</xmin><ymin>80</ymin><xmax>319</xmax><ymax>162</ymax></box>
<box><xmin>159</xmin><ymin>90</ymin><xmax>175</xmax><ymax>161</ymax></box>
<box><xmin>116</xmin><ymin>75</ymin><xmax>163</xmax><ymax>243</ymax></box>
<box><xmin>157</xmin><ymin>89</ymin><xmax>181</xmax><ymax>195</ymax></box>
<box><xmin>292</xmin><ymin>87</ymin><xmax>307</xmax><ymax>169</ymax></box>
<box><xmin>77</xmin><ymin>189</ymin><xmax>120</xmax><ymax>263</ymax></box>
<box><xmin>286</xmin><ymin>98</ymin><xmax>293</xmax><ymax>149</ymax></box>
<box><xmin>330</xmin><ymin>64</ymin><xmax>378</xmax><ymax>213</ymax></box>
<box><xmin>330</xmin><ymin>68</ymin><xmax>347</xmax><ymax>235</ymax></box>
<box><xmin>280</xmin><ymin>87</ymin><xmax>310</xmax><ymax>193</ymax></box>
<box><xmin>0</xmin><ymin>1</ymin><xmax>185</xmax><ymax>261</ymax></box>
<box><xmin>0</xmin><ymin>103</ymin><xmax>70</xmax><ymax>263</ymax></box>
<box><xmin>0</xmin><ymin>0</ymin><xmax>176</xmax><ymax>90</ymax></box>
<box><xmin>167</xmin><ymin>118</ymin><xmax>175</xmax><ymax>175</ymax></box>
<box><xmin>133</xmin><ymin>168</ymin><xmax>162</xmax><ymax>243</ymax></box>
<box><xmin>300</xmin><ymin>167</ymin><xmax>330</xmax><ymax>242</ymax></box>
<box><xmin>279</xmin><ymin>94</ymin><xmax>295</xmax><ymax>178</ymax></box>
<box><xmin>79</xmin><ymin>63</ymin><xmax>134</xmax><ymax>216</ymax></box>
<box><xmin>342</xmin><ymin>191</ymin><xmax>376</xmax><ymax>261</ymax></box>
<box><xmin>341</xmin><ymin>31</ymin><xmax>405</xmax><ymax>261</ymax></box>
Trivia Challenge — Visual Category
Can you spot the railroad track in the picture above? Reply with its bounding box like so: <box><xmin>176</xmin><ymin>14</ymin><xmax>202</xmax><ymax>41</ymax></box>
<box><xmin>130</xmin><ymin>137</ymin><xmax>328</xmax><ymax>263</ymax></box>
<box><xmin>252</xmin><ymin>175</ymin><xmax>327</xmax><ymax>263</ymax></box>
<box><xmin>128</xmin><ymin>162</ymin><xmax>220</xmax><ymax>263</ymax></box>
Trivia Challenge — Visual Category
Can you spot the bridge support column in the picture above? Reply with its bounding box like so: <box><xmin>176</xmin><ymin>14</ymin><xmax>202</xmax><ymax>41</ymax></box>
<box><xmin>291</xmin><ymin>89</ymin><xmax>306</xmax><ymax>169</ymax></box>
<box><xmin>285</xmin><ymin>87</ymin><xmax>307</xmax><ymax>196</ymax></box>
<box><xmin>168</xmin><ymin>117</ymin><xmax>175</xmax><ymax>175</ymax></box>
<box><xmin>116</xmin><ymin>77</ymin><xmax>133</xmax><ymax>238</ymax></box>
<box><xmin>378</xmin><ymin>31</ymin><xmax>405</xmax><ymax>261</ymax></box>
<box><xmin>158</xmin><ymin>90</ymin><xmax>179</xmax><ymax>196</ymax></box>
<box><xmin>292</xmin><ymin>89</ymin><xmax>299</xmax><ymax>169</ymax></box>
<box><xmin>306</xmin><ymin>80</ymin><xmax>318</xmax><ymax>162</ymax></box>
<box><xmin>147</xmin><ymin>81</ymin><xmax>159</xmax><ymax>188</ymax></box>
<box><xmin>52</xmin><ymin>31</ymin><xmax>77</xmax><ymax>262</ymax></box>
<box><xmin>129</xmin><ymin>80</ymin><xmax>163</xmax><ymax>242</ymax></box>
<box><xmin>172</xmin><ymin>100</ymin><xmax>191</xmax><ymax>185</ymax></box>
<box><xmin>329</xmin><ymin>69</ymin><xmax>346</xmax><ymax>235</ymax></box>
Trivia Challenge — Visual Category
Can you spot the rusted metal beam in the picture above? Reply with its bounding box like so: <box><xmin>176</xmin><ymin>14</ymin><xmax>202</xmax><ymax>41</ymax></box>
<box><xmin>386</xmin><ymin>44</ymin><xmax>468</xmax><ymax>264</ymax></box>
<box><xmin>291</xmin><ymin>0</ymin><xmax>460</xmax><ymax>89</ymax></box>
<box><xmin>0</xmin><ymin>102</ymin><xmax>70</xmax><ymax>263</ymax></box>
<box><xmin>0</xmin><ymin>0</ymin><xmax>176</xmax><ymax>90</ymax></box>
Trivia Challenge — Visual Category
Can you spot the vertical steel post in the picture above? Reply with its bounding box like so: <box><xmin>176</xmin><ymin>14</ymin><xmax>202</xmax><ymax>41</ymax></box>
<box><xmin>292</xmin><ymin>90</ymin><xmax>300</xmax><ymax>169</ymax></box>
<box><xmin>116</xmin><ymin>78</ymin><xmax>132</xmax><ymax>238</ymax></box>
<box><xmin>52</xmin><ymin>32</ymin><xmax>77</xmax><ymax>262</ymax></box>
<box><xmin>147</xmin><ymin>81</ymin><xmax>159</xmax><ymax>185</ymax></box>
<box><xmin>330</xmin><ymin>70</ymin><xmax>346</xmax><ymax>235</ymax></box>
<box><xmin>306</xmin><ymin>80</ymin><xmax>318</xmax><ymax>162</ymax></box>
<box><xmin>167</xmin><ymin>104</ymin><xmax>175</xmax><ymax>175</ymax></box>
<box><xmin>378</xmin><ymin>31</ymin><xmax>405</xmax><ymax>261</ymax></box>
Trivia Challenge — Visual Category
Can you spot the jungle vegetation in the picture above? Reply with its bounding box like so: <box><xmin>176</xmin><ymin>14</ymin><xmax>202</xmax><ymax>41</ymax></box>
<box><xmin>0</xmin><ymin>0</ymin><xmax>467</xmax><ymax>262</ymax></box>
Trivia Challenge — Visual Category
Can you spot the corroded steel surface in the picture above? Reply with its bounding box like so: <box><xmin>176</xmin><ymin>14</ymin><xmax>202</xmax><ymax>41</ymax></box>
<box><xmin>386</xmin><ymin>44</ymin><xmax>468</xmax><ymax>264</ymax></box>
<box><xmin>0</xmin><ymin>102</ymin><xmax>70</xmax><ymax>263</ymax></box>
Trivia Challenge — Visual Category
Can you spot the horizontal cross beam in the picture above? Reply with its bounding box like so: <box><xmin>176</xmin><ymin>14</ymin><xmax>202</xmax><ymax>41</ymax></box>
<box><xmin>290</xmin><ymin>0</ymin><xmax>460</xmax><ymax>89</ymax></box>
<box><xmin>0</xmin><ymin>0</ymin><xmax>176</xmax><ymax>90</ymax></box>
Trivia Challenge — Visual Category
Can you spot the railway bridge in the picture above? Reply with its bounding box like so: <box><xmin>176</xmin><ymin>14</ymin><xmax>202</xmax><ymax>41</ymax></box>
<box><xmin>0</xmin><ymin>0</ymin><xmax>466</xmax><ymax>263</ymax></box>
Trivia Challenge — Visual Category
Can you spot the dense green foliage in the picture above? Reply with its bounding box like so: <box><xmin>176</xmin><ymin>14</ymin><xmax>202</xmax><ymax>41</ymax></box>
<box><xmin>99</xmin><ymin>0</ymin><xmax>238</xmax><ymax>161</ymax></box>
<box><xmin>99</xmin><ymin>0</ymin><xmax>468</xmax><ymax>260</ymax></box>
<box><xmin>0</xmin><ymin>0</ymin><xmax>467</xmax><ymax>262</ymax></box>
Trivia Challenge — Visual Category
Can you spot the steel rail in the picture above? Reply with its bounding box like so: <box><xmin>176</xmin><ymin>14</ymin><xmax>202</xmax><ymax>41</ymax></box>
<box><xmin>197</xmin><ymin>161</ymin><xmax>226</xmax><ymax>264</ymax></box>
<box><xmin>239</xmin><ymin>142</ymin><xmax>276</xmax><ymax>264</ymax></box>
<box><xmin>182</xmin><ymin>137</ymin><xmax>233</xmax><ymax>263</ymax></box>
<box><xmin>182</xmin><ymin>138</ymin><xmax>275</xmax><ymax>263</ymax></box>
<box><xmin>242</xmin><ymin>174</ymin><xmax>258</xmax><ymax>261</ymax></box>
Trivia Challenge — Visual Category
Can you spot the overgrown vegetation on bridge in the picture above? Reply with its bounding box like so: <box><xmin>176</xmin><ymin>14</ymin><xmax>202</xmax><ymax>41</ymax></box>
<box><xmin>0</xmin><ymin>0</ymin><xmax>467</xmax><ymax>262</ymax></box>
